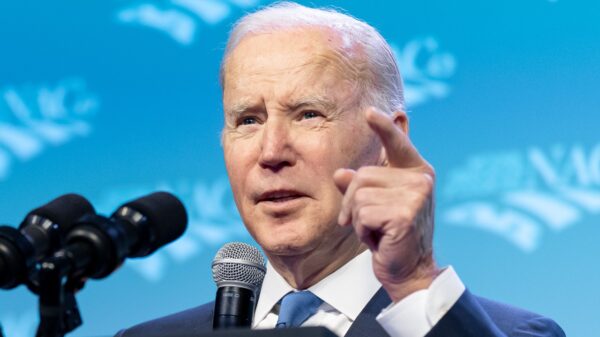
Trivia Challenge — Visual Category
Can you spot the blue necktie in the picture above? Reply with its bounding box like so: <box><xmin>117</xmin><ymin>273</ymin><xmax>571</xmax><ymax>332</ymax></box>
<box><xmin>276</xmin><ymin>291</ymin><xmax>323</xmax><ymax>328</ymax></box>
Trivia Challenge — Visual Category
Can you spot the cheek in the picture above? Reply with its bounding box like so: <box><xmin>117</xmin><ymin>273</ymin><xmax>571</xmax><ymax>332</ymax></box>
<box><xmin>339</xmin><ymin>125</ymin><xmax>381</xmax><ymax>168</ymax></box>
<box><xmin>223</xmin><ymin>142</ymin><xmax>253</xmax><ymax>205</ymax></box>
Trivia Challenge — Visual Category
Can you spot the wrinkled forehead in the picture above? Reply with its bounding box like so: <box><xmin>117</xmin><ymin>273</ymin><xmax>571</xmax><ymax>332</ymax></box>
<box><xmin>221</xmin><ymin>26</ymin><xmax>368</xmax><ymax>93</ymax></box>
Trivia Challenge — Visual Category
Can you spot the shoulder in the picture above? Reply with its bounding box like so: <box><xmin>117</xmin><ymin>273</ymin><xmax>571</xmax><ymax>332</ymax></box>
<box><xmin>114</xmin><ymin>302</ymin><xmax>214</xmax><ymax>337</ymax></box>
<box><xmin>473</xmin><ymin>293</ymin><xmax>565</xmax><ymax>336</ymax></box>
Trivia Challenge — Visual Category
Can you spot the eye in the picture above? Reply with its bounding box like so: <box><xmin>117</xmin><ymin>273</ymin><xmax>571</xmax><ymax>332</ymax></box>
<box><xmin>302</xmin><ymin>110</ymin><xmax>321</xmax><ymax>119</ymax></box>
<box><xmin>240</xmin><ymin>116</ymin><xmax>258</xmax><ymax>125</ymax></box>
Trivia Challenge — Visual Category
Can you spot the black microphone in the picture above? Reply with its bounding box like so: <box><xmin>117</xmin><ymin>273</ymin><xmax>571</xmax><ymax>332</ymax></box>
<box><xmin>0</xmin><ymin>194</ymin><xmax>95</xmax><ymax>289</ymax></box>
<box><xmin>48</xmin><ymin>191</ymin><xmax>188</xmax><ymax>280</ymax></box>
<box><xmin>212</xmin><ymin>242</ymin><xmax>266</xmax><ymax>330</ymax></box>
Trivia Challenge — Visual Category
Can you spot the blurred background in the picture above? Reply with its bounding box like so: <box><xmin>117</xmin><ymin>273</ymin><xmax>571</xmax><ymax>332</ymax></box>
<box><xmin>0</xmin><ymin>0</ymin><xmax>598</xmax><ymax>336</ymax></box>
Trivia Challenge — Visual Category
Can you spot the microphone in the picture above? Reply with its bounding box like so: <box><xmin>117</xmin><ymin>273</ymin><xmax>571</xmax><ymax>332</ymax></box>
<box><xmin>49</xmin><ymin>191</ymin><xmax>188</xmax><ymax>280</ymax></box>
<box><xmin>0</xmin><ymin>194</ymin><xmax>95</xmax><ymax>289</ymax></box>
<box><xmin>212</xmin><ymin>242</ymin><xmax>266</xmax><ymax>330</ymax></box>
<box><xmin>32</xmin><ymin>192</ymin><xmax>187</xmax><ymax>337</ymax></box>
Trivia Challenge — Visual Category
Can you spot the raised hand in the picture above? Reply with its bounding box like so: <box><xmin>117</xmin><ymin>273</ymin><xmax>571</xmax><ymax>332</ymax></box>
<box><xmin>333</xmin><ymin>107</ymin><xmax>439</xmax><ymax>302</ymax></box>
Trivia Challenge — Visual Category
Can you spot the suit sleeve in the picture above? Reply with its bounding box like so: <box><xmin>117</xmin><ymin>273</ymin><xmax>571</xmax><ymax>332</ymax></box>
<box><xmin>376</xmin><ymin>267</ymin><xmax>565</xmax><ymax>337</ymax></box>
<box><xmin>425</xmin><ymin>290</ymin><xmax>565</xmax><ymax>337</ymax></box>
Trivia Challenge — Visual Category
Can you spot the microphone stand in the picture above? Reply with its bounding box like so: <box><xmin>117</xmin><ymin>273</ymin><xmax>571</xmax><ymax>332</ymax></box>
<box><xmin>34</xmin><ymin>255</ymin><xmax>85</xmax><ymax>337</ymax></box>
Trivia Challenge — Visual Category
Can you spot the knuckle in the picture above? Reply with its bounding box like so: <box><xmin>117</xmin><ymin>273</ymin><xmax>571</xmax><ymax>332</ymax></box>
<box><xmin>354</xmin><ymin>188</ymin><xmax>370</xmax><ymax>204</ymax></box>
<box><xmin>423</xmin><ymin>163</ymin><xmax>436</xmax><ymax>179</ymax></box>
<box><xmin>357</xmin><ymin>166</ymin><xmax>377</xmax><ymax>178</ymax></box>
<box><xmin>420</xmin><ymin>174</ymin><xmax>434</xmax><ymax>191</ymax></box>
<box><xmin>354</xmin><ymin>171</ymin><xmax>369</xmax><ymax>186</ymax></box>
<box><xmin>412</xmin><ymin>172</ymin><xmax>434</xmax><ymax>193</ymax></box>
<box><xmin>357</xmin><ymin>207</ymin><xmax>371</xmax><ymax>223</ymax></box>
<box><xmin>396</xmin><ymin>207</ymin><xmax>416</xmax><ymax>224</ymax></box>
<box><xmin>357</xmin><ymin>166</ymin><xmax>370</xmax><ymax>175</ymax></box>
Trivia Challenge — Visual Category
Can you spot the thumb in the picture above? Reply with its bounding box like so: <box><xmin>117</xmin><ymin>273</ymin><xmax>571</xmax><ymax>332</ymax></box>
<box><xmin>333</xmin><ymin>168</ymin><xmax>356</xmax><ymax>194</ymax></box>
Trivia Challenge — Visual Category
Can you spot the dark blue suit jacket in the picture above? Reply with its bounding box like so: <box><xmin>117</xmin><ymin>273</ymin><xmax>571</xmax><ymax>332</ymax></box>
<box><xmin>115</xmin><ymin>288</ymin><xmax>565</xmax><ymax>337</ymax></box>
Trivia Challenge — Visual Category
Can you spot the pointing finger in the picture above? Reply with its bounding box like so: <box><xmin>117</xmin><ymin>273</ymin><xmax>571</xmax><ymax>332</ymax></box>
<box><xmin>365</xmin><ymin>108</ymin><xmax>425</xmax><ymax>169</ymax></box>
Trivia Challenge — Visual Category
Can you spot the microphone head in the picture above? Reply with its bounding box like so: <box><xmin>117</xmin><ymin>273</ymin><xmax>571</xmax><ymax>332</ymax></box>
<box><xmin>23</xmin><ymin>193</ymin><xmax>95</xmax><ymax>231</ymax></box>
<box><xmin>118</xmin><ymin>191</ymin><xmax>188</xmax><ymax>254</ymax></box>
<box><xmin>212</xmin><ymin>242</ymin><xmax>266</xmax><ymax>291</ymax></box>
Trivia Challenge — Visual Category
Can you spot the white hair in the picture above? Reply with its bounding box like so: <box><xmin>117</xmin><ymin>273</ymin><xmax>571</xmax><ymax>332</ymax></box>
<box><xmin>220</xmin><ymin>1</ymin><xmax>405</xmax><ymax>113</ymax></box>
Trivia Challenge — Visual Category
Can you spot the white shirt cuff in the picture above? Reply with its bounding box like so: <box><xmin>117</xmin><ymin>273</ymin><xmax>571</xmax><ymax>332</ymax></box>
<box><xmin>375</xmin><ymin>266</ymin><xmax>466</xmax><ymax>337</ymax></box>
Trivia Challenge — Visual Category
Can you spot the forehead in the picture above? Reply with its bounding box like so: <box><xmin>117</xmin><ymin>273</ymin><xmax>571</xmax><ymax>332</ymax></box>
<box><xmin>222</xmin><ymin>27</ymin><xmax>363</xmax><ymax>101</ymax></box>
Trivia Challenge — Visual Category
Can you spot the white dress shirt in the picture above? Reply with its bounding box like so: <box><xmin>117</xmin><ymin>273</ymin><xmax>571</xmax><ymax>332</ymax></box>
<box><xmin>253</xmin><ymin>250</ymin><xmax>465</xmax><ymax>337</ymax></box>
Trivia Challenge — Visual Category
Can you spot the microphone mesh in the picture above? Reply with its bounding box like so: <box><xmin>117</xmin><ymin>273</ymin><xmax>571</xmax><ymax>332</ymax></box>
<box><xmin>212</xmin><ymin>242</ymin><xmax>266</xmax><ymax>290</ymax></box>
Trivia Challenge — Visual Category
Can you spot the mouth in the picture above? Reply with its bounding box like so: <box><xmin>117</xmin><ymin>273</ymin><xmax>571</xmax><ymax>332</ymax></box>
<box><xmin>256</xmin><ymin>190</ymin><xmax>307</xmax><ymax>204</ymax></box>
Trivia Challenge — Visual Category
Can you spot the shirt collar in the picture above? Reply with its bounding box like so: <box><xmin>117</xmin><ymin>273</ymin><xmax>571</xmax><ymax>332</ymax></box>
<box><xmin>253</xmin><ymin>260</ymin><xmax>294</xmax><ymax>327</ymax></box>
<box><xmin>253</xmin><ymin>250</ymin><xmax>381</xmax><ymax>326</ymax></box>
<box><xmin>308</xmin><ymin>250</ymin><xmax>381</xmax><ymax>321</ymax></box>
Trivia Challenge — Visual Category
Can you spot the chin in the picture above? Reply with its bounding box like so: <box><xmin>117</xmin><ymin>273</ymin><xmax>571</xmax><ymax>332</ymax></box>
<box><xmin>258</xmin><ymin>233</ymin><xmax>318</xmax><ymax>258</ymax></box>
<box><xmin>245</xmin><ymin>212</ymin><xmax>334</xmax><ymax>257</ymax></box>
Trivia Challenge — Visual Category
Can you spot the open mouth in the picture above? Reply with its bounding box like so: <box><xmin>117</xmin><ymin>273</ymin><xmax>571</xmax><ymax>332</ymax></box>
<box><xmin>257</xmin><ymin>190</ymin><xmax>305</xmax><ymax>203</ymax></box>
<box><xmin>265</xmin><ymin>195</ymin><xmax>299</xmax><ymax>203</ymax></box>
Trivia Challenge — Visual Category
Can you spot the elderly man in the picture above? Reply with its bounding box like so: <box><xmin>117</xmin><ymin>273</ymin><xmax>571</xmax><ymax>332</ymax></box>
<box><xmin>117</xmin><ymin>2</ymin><xmax>564</xmax><ymax>337</ymax></box>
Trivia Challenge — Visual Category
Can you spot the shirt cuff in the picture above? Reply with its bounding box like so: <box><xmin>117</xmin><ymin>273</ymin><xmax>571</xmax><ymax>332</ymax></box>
<box><xmin>375</xmin><ymin>266</ymin><xmax>466</xmax><ymax>337</ymax></box>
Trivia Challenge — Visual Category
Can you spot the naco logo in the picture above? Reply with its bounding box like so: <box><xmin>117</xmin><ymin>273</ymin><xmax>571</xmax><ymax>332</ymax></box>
<box><xmin>392</xmin><ymin>37</ymin><xmax>457</xmax><ymax>108</ymax></box>
<box><xmin>441</xmin><ymin>144</ymin><xmax>600</xmax><ymax>252</ymax></box>
<box><xmin>0</xmin><ymin>79</ymin><xmax>99</xmax><ymax>181</ymax></box>
<box><xmin>116</xmin><ymin>0</ymin><xmax>458</xmax><ymax>108</ymax></box>
<box><xmin>116</xmin><ymin>0</ymin><xmax>262</xmax><ymax>45</ymax></box>
<box><xmin>115</xmin><ymin>0</ymin><xmax>458</xmax><ymax>111</ymax></box>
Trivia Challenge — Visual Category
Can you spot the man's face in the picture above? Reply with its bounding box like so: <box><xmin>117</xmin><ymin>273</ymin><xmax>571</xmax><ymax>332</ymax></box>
<box><xmin>222</xmin><ymin>28</ymin><xmax>382</xmax><ymax>258</ymax></box>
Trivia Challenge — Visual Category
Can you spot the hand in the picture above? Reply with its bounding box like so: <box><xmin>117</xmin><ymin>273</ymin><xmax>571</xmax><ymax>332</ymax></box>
<box><xmin>333</xmin><ymin>107</ymin><xmax>439</xmax><ymax>303</ymax></box>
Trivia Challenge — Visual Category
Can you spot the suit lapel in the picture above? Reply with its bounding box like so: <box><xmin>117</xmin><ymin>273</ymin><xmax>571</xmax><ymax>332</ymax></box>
<box><xmin>344</xmin><ymin>287</ymin><xmax>391</xmax><ymax>337</ymax></box>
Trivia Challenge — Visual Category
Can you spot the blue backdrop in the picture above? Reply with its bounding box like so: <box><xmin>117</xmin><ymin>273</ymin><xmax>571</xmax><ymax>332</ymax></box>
<box><xmin>1</xmin><ymin>1</ymin><xmax>598</xmax><ymax>336</ymax></box>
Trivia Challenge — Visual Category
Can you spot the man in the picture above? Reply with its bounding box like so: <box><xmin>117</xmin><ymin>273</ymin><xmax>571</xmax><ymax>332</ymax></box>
<box><xmin>116</xmin><ymin>2</ymin><xmax>565</xmax><ymax>337</ymax></box>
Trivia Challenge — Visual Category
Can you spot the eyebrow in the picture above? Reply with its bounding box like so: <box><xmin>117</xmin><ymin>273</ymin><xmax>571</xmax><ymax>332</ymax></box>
<box><xmin>225</xmin><ymin>100</ymin><xmax>256</xmax><ymax>120</ymax></box>
<box><xmin>285</xmin><ymin>96</ymin><xmax>337</xmax><ymax>112</ymax></box>
<box><xmin>225</xmin><ymin>95</ymin><xmax>338</xmax><ymax>121</ymax></box>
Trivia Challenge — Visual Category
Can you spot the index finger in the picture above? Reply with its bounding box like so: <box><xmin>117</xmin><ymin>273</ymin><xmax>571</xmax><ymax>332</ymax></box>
<box><xmin>365</xmin><ymin>107</ymin><xmax>425</xmax><ymax>169</ymax></box>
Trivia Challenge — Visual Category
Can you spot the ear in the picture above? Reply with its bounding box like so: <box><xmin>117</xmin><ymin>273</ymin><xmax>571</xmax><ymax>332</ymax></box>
<box><xmin>393</xmin><ymin>110</ymin><xmax>409</xmax><ymax>135</ymax></box>
<box><xmin>377</xmin><ymin>110</ymin><xmax>409</xmax><ymax>166</ymax></box>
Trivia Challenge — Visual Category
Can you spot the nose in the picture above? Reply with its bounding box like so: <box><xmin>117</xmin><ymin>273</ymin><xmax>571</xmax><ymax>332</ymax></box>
<box><xmin>258</xmin><ymin>118</ymin><xmax>296</xmax><ymax>171</ymax></box>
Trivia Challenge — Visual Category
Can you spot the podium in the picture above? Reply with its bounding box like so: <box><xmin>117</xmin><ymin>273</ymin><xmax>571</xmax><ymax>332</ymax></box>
<box><xmin>195</xmin><ymin>327</ymin><xmax>337</xmax><ymax>337</ymax></box>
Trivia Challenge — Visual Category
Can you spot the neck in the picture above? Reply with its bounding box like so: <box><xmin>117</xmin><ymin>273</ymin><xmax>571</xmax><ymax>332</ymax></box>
<box><xmin>266</xmin><ymin>233</ymin><xmax>367</xmax><ymax>289</ymax></box>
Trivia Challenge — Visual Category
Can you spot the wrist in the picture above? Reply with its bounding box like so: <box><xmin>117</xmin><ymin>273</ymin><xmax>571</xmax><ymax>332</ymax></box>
<box><xmin>382</xmin><ymin>262</ymin><xmax>441</xmax><ymax>303</ymax></box>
